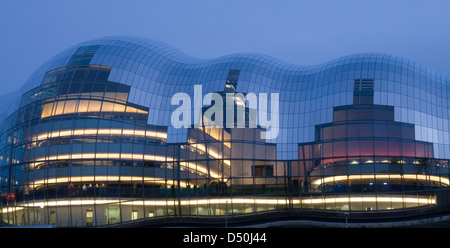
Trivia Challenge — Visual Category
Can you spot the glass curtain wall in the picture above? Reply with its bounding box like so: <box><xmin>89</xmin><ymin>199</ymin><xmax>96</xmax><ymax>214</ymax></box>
<box><xmin>0</xmin><ymin>39</ymin><xmax>449</xmax><ymax>227</ymax></box>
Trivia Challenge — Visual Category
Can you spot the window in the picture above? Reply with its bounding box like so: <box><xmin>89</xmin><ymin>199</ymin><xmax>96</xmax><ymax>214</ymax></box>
<box><xmin>333</xmin><ymin>109</ymin><xmax>346</xmax><ymax>122</ymax></box>
<box><xmin>374</xmin><ymin>123</ymin><xmax>388</xmax><ymax>137</ymax></box>
<box><xmin>322</xmin><ymin>126</ymin><xmax>333</xmax><ymax>140</ymax></box>
<box><xmin>359</xmin><ymin>124</ymin><xmax>374</xmax><ymax>137</ymax></box>
<box><xmin>374</xmin><ymin>140</ymin><xmax>388</xmax><ymax>156</ymax></box>
<box><xmin>387</xmin><ymin>124</ymin><xmax>401</xmax><ymax>139</ymax></box>
<box><xmin>354</xmin><ymin>79</ymin><xmax>374</xmax><ymax>105</ymax></box>
<box><xmin>105</xmin><ymin>205</ymin><xmax>120</xmax><ymax>224</ymax></box>
<box><xmin>252</xmin><ymin>165</ymin><xmax>274</xmax><ymax>177</ymax></box>
<box><xmin>333</xmin><ymin>125</ymin><xmax>346</xmax><ymax>139</ymax></box>
<box><xmin>86</xmin><ymin>209</ymin><xmax>93</xmax><ymax>226</ymax></box>
<box><xmin>132</xmin><ymin>210</ymin><xmax>138</xmax><ymax>221</ymax></box>
<box><xmin>40</xmin><ymin>99</ymin><xmax>148</xmax><ymax>119</ymax></box>
<box><xmin>388</xmin><ymin>140</ymin><xmax>401</xmax><ymax>156</ymax></box>
<box><xmin>347</xmin><ymin>140</ymin><xmax>361</xmax><ymax>156</ymax></box>
<box><xmin>333</xmin><ymin>141</ymin><xmax>347</xmax><ymax>157</ymax></box>
<box><xmin>360</xmin><ymin>140</ymin><xmax>374</xmax><ymax>156</ymax></box>
<box><xmin>374</xmin><ymin>107</ymin><xmax>394</xmax><ymax>121</ymax></box>
<box><xmin>49</xmin><ymin>211</ymin><xmax>56</xmax><ymax>225</ymax></box>
<box><xmin>101</xmin><ymin>101</ymin><xmax>115</xmax><ymax>112</ymax></box>
<box><xmin>323</xmin><ymin>142</ymin><xmax>333</xmax><ymax>158</ymax></box>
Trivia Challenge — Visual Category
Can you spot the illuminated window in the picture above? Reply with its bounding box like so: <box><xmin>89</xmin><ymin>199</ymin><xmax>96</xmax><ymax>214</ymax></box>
<box><xmin>132</xmin><ymin>210</ymin><xmax>138</xmax><ymax>221</ymax></box>
<box><xmin>101</xmin><ymin>101</ymin><xmax>114</xmax><ymax>112</ymax></box>
<box><xmin>77</xmin><ymin>100</ymin><xmax>89</xmax><ymax>113</ymax></box>
<box><xmin>113</xmin><ymin>103</ymin><xmax>126</xmax><ymax>112</ymax></box>
<box><xmin>63</xmin><ymin>100</ymin><xmax>77</xmax><ymax>114</ymax></box>
<box><xmin>87</xmin><ymin>100</ymin><xmax>101</xmax><ymax>112</ymax></box>
<box><xmin>41</xmin><ymin>99</ymin><xmax>148</xmax><ymax>118</ymax></box>
<box><xmin>54</xmin><ymin>101</ymin><xmax>65</xmax><ymax>116</ymax></box>
<box><xmin>49</xmin><ymin>211</ymin><xmax>56</xmax><ymax>225</ymax></box>
<box><xmin>41</xmin><ymin>103</ymin><xmax>53</xmax><ymax>119</ymax></box>
<box><xmin>115</xmin><ymin>92</ymin><xmax>129</xmax><ymax>102</ymax></box>
<box><xmin>105</xmin><ymin>205</ymin><xmax>120</xmax><ymax>224</ymax></box>
<box><xmin>86</xmin><ymin>209</ymin><xmax>93</xmax><ymax>226</ymax></box>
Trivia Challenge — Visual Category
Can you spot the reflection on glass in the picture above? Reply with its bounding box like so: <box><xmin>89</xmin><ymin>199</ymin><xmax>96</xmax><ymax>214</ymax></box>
<box><xmin>41</xmin><ymin>99</ymin><xmax>147</xmax><ymax>118</ymax></box>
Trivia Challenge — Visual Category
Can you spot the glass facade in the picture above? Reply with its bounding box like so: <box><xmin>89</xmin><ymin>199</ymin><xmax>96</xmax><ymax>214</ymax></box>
<box><xmin>0</xmin><ymin>37</ymin><xmax>449</xmax><ymax>227</ymax></box>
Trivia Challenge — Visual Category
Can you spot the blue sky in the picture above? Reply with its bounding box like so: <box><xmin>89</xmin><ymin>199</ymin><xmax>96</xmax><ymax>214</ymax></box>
<box><xmin>1</xmin><ymin>0</ymin><xmax>450</xmax><ymax>94</ymax></box>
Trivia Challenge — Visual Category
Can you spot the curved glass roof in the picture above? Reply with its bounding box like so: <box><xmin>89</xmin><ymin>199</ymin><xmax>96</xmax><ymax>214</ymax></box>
<box><xmin>1</xmin><ymin>36</ymin><xmax>449</xmax><ymax>159</ymax></box>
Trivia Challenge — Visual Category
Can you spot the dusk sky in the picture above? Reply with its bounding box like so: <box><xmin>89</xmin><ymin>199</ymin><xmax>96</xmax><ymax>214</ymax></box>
<box><xmin>1</xmin><ymin>0</ymin><xmax>450</xmax><ymax>94</ymax></box>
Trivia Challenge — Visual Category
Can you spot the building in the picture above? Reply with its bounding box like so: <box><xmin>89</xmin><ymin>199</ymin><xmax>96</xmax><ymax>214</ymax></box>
<box><xmin>1</xmin><ymin>36</ymin><xmax>449</xmax><ymax>227</ymax></box>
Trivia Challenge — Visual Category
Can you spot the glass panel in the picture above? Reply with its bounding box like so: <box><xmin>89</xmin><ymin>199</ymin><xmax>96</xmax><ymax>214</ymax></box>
<box><xmin>374</xmin><ymin>108</ymin><xmax>394</xmax><ymax>121</ymax></box>
<box><xmin>416</xmin><ymin>143</ymin><xmax>425</xmax><ymax>157</ymax></box>
<box><xmin>333</xmin><ymin>109</ymin><xmax>346</xmax><ymax>122</ymax></box>
<box><xmin>388</xmin><ymin>140</ymin><xmax>400</xmax><ymax>157</ymax></box>
<box><xmin>402</xmin><ymin>142</ymin><xmax>416</xmax><ymax>157</ymax></box>
<box><xmin>63</xmin><ymin>100</ymin><xmax>77</xmax><ymax>114</ymax></box>
<box><xmin>87</xmin><ymin>69</ymin><xmax>98</xmax><ymax>79</ymax></box>
<box><xmin>68</xmin><ymin>81</ymin><xmax>82</xmax><ymax>94</ymax></box>
<box><xmin>374</xmin><ymin>123</ymin><xmax>388</xmax><ymax>137</ymax></box>
<box><xmin>374</xmin><ymin>140</ymin><xmax>388</xmax><ymax>156</ymax></box>
<box><xmin>347</xmin><ymin>124</ymin><xmax>360</xmax><ymax>138</ymax></box>
<box><xmin>41</xmin><ymin>102</ymin><xmax>54</xmax><ymax>118</ymax></box>
<box><xmin>73</xmin><ymin>69</ymin><xmax>86</xmax><ymax>79</ymax></box>
<box><xmin>104</xmin><ymin>92</ymin><xmax>117</xmax><ymax>100</ymax></box>
<box><xmin>113</xmin><ymin>103</ymin><xmax>126</xmax><ymax>112</ymax></box>
<box><xmin>333</xmin><ymin>141</ymin><xmax>347</xmax><ymax>157</ymax></box>
<box><xmin>58</xmin><ymin>82</ymin><xmax>70</xmax><ymax>95</ymax></box>
<box><xmin>333</xmin><ymin>125</ymin><xmax>346</xmax><ymax>139</ymax></box>
<box><xmin>78</xmin><ymin>100</ymin><xmax>89</xmax><ymax>112</ymax></box>
<box><xmin>359</xmin><ymin>108</ymin><xmax>373</xmax><ymax>120</ymax></box>
<box><xmin>115</xmin><ymin>93</ymin><xmax>128</xmax><ymax>102</ymax></box>
<box><xmin>323</xmin><ymin>142</ymin><xmax>332</xmax><ymax>158</ymax></box>
<box><xmin>347</xmin><ymin>109</ymin><xmax>359</xmax><ymax>121</ymax></box>
<box><xmin>87</xmin><ymin>100</ymin><xmax>101</xmax><ymax>112</ymax></box>
<box><xmin>359</xmin><ymin>124</ymin><xmax>373</xmax><ymax>137</ymax></box>
<box><xmin>322</xmin><ymin>126</ymin><xmax>332</xmax><ymax>140</ymax></box>
<box><xmin>387</xmin><ymin>124</ymin><xmax>401</xmax><ymax>139</ymax></box>
<box><xmin>360</xmin><ymin>140</ymin><xmax>373</xmax><ymax>156</ymax></box>
<box><xmin>101</xmin><ymin>102</ymin><xmax>115</xmax><ymax>112</ymax></box>
<box><xmin>54</xmin><ymin>101</ymin><xmax>65</xmax><ymax>116</ymax></box>
<box><xmin>402</xmin><ymin>125</ymin><xmax>415</xmax><ymax>140</ymax></box>
<box><xmin>125</xmin><ymin>106</ymin><xmax>138</xmax><ymax>113</ymax></box>
<box><xmin>82</xmin><ymin>82</ymin><xmax>94</xmax><ymax>93</ymax></box>
<box><xmin>347</xmin><ymin>140</ymin><xmax>360</xmax><ymax>156</ymax></box>
<box><xmin>97</xmin><ymin>70</ymin><xmax>110</xmax><ymax>81</ymax></box>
